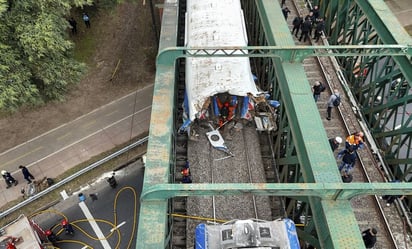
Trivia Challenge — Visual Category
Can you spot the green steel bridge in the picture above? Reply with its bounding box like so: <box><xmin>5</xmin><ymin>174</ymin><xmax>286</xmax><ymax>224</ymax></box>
<box><xmin>137</xmin><ymin>0</ymin><xmax>412</xmax><ymax>248</ymax></box>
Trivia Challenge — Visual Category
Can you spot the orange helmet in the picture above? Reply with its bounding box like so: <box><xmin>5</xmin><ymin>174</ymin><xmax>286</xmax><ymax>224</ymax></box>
<box><xmin>61</xmin><ymin>219</ymin><xmax>68</xmax><ymax>226</ymax></box>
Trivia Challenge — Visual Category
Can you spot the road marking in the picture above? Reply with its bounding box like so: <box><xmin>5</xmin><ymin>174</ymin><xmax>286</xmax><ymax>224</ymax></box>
<box><xmin>0</xmin><ymin>84</ymin><xmax>153</xmax><ymax>157</ymax></box>
<box><xmin>60</xmin><ymin>190</ymin><xmax>69</xmax><ymax>200</ymax></box>
<box><xmin>1</xmin><ymin>146</ymin><xmax>43</xmax><ymax>167</ymax></box>
<box><xmin>105</xmin><ymin>110</ymin><xmax>119</xmax><ymax>117</ymax></box>
<box><xmin>79</xmin><ymin>201</ymin><xmax>112</xmax><ymax>249</ymax></box>
<box><xmin>8</xmin><ymin>106</ymin><xmax>152</xmax><ymax>174</ymax></box>
<box><xmin>82</xmin><ymin>120</ymin><xmax>96</xmax><ymax>129</ymax></box>
<box><xmin>110</xmin><ymin>221</ymin><xmax>126</xmax><ymax>232</ymax></box>
<box><xmin>57</xmin><ymin>132</ymin><xmax>72</xmax><ymax>141</ymax></box>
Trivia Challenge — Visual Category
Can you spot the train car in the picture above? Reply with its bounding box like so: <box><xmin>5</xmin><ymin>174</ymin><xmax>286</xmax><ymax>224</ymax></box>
<box><xmin>183</xmin><ymin>0</ymin><xmax>260</xmax><ymax>123</ymax></box>
<box><xmin>194</xmin><ymin>218</ymin><xmax>300</xmax><ymax>249</ymax></box>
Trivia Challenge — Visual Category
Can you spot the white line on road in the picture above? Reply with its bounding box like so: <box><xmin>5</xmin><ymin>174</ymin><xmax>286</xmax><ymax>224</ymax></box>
<box><xmin>110</xmin><ymin>221</ymin><xmax>126</xmax><ymax>232</ymax></box>
<box><xmin>16</xmin><ymin>106</ymin><xmax>152</xmax><ymax>172</ymax></box>
<box><xmin>79</xmin><ymin>201</ymin><xmax>112</xmax><ymax>249</ymax></box>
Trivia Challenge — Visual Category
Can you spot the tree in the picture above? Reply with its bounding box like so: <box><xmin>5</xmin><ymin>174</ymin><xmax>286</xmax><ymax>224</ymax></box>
<box><xmin>0</xmin><ymin>0</ymin><xmax>92</xmax><ymax>111</ymax></box>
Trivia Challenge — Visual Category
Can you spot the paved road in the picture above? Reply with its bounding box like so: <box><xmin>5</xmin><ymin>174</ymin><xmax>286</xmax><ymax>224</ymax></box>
<box><xmin>385</xmin><ymin>0</ymin><xmax>412</xmax><ymax>28</ymax></box>
<box><xmin>0</xmin><ymin>84</ymin><xmax>153</xmax><ymax>206</ymax></box>
<box><xmin>35</xmin><ymin>161</ymin><xmax>144</xmax><ymax>249</ymax></box>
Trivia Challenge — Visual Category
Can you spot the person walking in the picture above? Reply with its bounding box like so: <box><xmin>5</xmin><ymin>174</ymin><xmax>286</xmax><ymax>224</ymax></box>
<box><xmin>338</xmin><ymin>147</ymin><xmax>357</xmax><ymax>177</ymax></box>
<box><xmin>328</xmin><ymin>136</ymin><xmax>342</xmax><ymax>152</ymax></box>
<box><xmin>282</xmin><ymin>7</ymin><xmax>291</xmax><ymax>20</ymax></box>
<box><xmin>299</xmin><ymin>18</ymin><xmax>312</xmax><ymax>42</ymax></box>
<box><xmin>326</xmin><ymin>89</ymin><xmax>340</xmax><ymax>120</ymax></box>
<box><xmin>1</xmin><ymin>170</ymin><xmax>18</xmax><ymax>188</ymax></box>
<box><xmin>19</xmin><ymin>165</ymin><xmax>35</xmax><ymax>184</ymax></box>
<box><xmin>68</xmin><ymin>17</ymin><xmax>77</xmax><ymax>34</ymax></box>
<box><xmin>362</xmin><ymin>228</ymin><xmax>377</xmax><ymax>248</ymax></box>
<box><xmin>82</xmin><ymin>13</ymin><xmax>91</xmax><ymax>28</ymax></box>
<box><xmin>313</xmin><ymin>17</ymin><xmax>325</xmax><ymax>42</ymax></box>
<box><xmin>291</xmin><ymin>15</ymin><xmax>303</xmax><ymax>37</ymax></box>
<box><xmin>312</xmin><ymin>81</ymin><xmax>325</xmax><ymax>102</ymax></box>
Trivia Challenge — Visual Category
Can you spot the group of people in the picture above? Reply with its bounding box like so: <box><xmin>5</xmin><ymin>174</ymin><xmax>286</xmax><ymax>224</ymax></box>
<box><xmin>68</xmin><ymin>13</ymin><xmax>91</xmax><ymax>35</ymax></box>
<box><xmin>328</xmin><ymin>131</ymin><xmax>364</xmax><ymax>183</ymax></box>
<box><xmin>288</xmin><ymin>5</ymin><xmax>325</xmax><ymax>43</ymax></box>
<box><xmin>1</xmin><ymin>165</ymin><xmax>35</xmax><ymax>189</ymax></box>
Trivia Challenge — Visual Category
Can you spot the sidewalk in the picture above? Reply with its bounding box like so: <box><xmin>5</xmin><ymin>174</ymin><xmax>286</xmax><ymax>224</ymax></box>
<box><xmin>0</xmin><ymin>85</ymin><xmax>153</xmax><ymax>206</ymax></box>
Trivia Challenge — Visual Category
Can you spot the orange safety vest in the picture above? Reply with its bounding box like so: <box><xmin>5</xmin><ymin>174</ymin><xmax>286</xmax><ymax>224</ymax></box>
<box><xmin>346</xmin><ymin>135</ymin><xmax>363</xmax><ymax>145</ymax></box>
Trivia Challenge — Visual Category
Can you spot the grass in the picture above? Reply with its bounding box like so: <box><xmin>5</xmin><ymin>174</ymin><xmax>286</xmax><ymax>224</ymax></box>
<box><xmin>0</xmin><ymin>133</ymin><xmax>148</xmax><ymax>228</ymax></box>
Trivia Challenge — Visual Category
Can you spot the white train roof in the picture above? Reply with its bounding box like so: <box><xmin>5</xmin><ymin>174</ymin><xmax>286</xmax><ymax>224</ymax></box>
<box><xmin>185</xmin><ymin>0</ymin><xmax>259</xmax><ymax>121</ymax></box>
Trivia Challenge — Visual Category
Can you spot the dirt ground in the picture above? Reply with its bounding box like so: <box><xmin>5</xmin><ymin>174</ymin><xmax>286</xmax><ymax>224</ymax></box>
<box><xmin>0</xmin><ymin>1</ymin><xmax>157</xmax><ymax>152</ymax></box>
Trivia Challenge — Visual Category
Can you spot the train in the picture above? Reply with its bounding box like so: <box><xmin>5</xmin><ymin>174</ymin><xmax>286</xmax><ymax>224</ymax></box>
<box><xmin>180</xmin><ymin>0</ymin><xmax>280</xmax><ymax>140</ymax></box>
<box><xmin>194</xmin><ymin>218</ymin><xmax>300</xmax><ymax>249</ymax></box>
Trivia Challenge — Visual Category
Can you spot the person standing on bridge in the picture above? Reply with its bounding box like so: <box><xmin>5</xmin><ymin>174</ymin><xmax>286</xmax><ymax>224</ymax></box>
<box><xmin>19</xmin><ymin>165</ymin><xmax>35</xmax><ymax>184</ymax></box>
<box><xmin>326</xmin><ymin>89</ymin><xmax>340</xmax><ymax>120</ymax></box>
<box><xmin>299</xmin><ymin>18</ymin><xmax>312</xmax><ymax>42</ymax></box>
<box><xmin>312</xmin><ymin>81</ymin><xmax>326</xmax><ymax>102</ymax></box>
<box><xmin>362</xmin><ymin>227</ymin><xmax>377</xmax><ymax>248</ymax></box>
<box><xmin>291</xmin><ymin>15</ymin><xmax>303</xmax><ymax>37</ymax></box>
<box><xmin>328</xmin><ymin>136</ymin><xmax>342</xmax><ymax>152</ymax></box>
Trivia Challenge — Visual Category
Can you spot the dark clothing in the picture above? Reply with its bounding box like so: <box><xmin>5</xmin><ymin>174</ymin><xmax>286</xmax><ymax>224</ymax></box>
<box><xmin>69</xmin><ymin>18</ymin><xmax>77</xmax><ymax>34</ymax></box>
<box><xmin>63</xmin><ymin>223</ymin><xmax>75</xmax><ymax>235</ymax></box>
<box><xmin>220</xmin><ymin>106</ymin><xmax>229</xmax><ymax>118</ymax></box>
<box><xmin>292</xmin><ymin>16</ymin><xmax>303</xmax><ymax>37</ymax></box>
<box><xmin>329</xmin><ymin>138</ymin><xmax>339</xmax><ymax>152</ymax></box>
<box><xmin>313</xmin><ymin>83</ymin><xmax>324</xmax><ymax>95</ymax></box>
<box><xmin>83</xmin><ymin>13</ymin><xmax>91</xmax><ymax>28</ymax></box>
<box><xmin>362</xmin><ymin>229</ymin><xmax>377</xmax><ymax>248</ymax></box>
<box><xmin>20</xmin><ymin>166</ymin><xmax>34</xmax><ymax>183</ymax></box>
<box><xmin>313</xmin><ymin>20</ymin><xmax>325</xmax><ymax>42</ymax></box>
<box><xmin>281</xmin><ymin>0</ymin><xmax>286</xmax><ymax>7</ymax></box>
<box><xmin>2</xmin><ymin>171</ymin><xmax>17</xmax><ymax>188</ymax></box>
<box><xmin>312</xmin><ymin>6</ymin><xmax>320</xmax><ymax>19</ymax></box>
<box><xmin>299</xmin><ymin>20</ymin><xmax>312</xmax><ymax>42</ymax></box>
<box><xmin>282</xmin><ymin>7</ymin><xmax>291</xmax><ymax>19</ymax></box>
<box><xmin>338</xmin><ymin>149</ymin><xmax>356</xmax><ymax>175</ymax></box>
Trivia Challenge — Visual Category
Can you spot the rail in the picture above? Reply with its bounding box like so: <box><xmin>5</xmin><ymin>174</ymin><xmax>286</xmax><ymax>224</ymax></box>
<box><xmin>0</xmin><ymin>136</ymin><xmax>148</xmax><ymax>219</ymax></box>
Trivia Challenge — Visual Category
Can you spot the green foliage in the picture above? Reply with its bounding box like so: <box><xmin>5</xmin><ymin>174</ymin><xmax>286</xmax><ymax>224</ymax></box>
<box><xmin>0</xmin><ymin>0</ymin><xmax>89</xmax><ymax>111</ymax></box>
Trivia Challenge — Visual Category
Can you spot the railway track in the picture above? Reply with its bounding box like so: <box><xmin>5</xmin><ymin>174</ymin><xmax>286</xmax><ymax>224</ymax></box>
<box><xmin>169</xmin><ymin>0</ymin><xmax>411</xmax><ymax>248</ymax></box>
<box><xmin>286</xmin><ymin>0</ymin><xmax>410</xmax><ymax>247</ymax></box>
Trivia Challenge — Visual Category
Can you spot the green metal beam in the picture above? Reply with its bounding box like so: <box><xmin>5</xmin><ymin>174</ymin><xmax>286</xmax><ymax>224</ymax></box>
<box><xmin>141</xmin><ymin>182</ymin><xmax>412</xmax><ymax>200</ymax></box>
<box><xmin>354</xmin><ymin>0</ymin><xmax>412</xmax><ymax>84</ymax></box>
<box><xmin>257</xmin><ymin>1</ymin><xmax>363</xmax><ymax>248</ymax></box>
<box><xmin>157</xmin><ymin>45</ymin><xmax>412</xmax><ymax>64</ymax></box>
<box><xmin>136</xmin><ymin>1</ymin><xmax>178</xmax><ymax>248</ymax></box>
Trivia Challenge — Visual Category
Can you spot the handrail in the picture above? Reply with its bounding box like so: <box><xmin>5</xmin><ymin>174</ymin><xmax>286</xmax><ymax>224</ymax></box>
<box><xmin>0</xmin><ymin>136</ymin><xmax>148</xmax><ymax>219</ymax></box>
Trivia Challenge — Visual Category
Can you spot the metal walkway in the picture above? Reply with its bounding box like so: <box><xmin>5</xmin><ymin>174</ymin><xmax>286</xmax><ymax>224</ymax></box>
<box><xmin>137</xmin><ymin>0</ymin><xmax>412</xmax><ymax>248</ymax></box>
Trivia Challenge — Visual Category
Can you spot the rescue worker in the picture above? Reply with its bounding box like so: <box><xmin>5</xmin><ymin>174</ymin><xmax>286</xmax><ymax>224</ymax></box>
<box><xmin>62</xmin><ymin>219</ymin><xmax>75</xmax><ymax>235</ymax></box>
<box><xmin>181</xmin><ymin>160</ymin><xmax>192</xmax><ymax>183</ymax></box>
<box><xmin>2</xmin><ymin>170</ymin><xmax>18</xmax><ymax>188</ymax></box>
<box><xmin>45</xmin><ymin>230</ymin><xmax>59</xmax><ymax>246</ymax></box>
<box><xmin>338</xmin><ymin>131</ymin><xmax>364</xmax><ymax>158</ymax></box>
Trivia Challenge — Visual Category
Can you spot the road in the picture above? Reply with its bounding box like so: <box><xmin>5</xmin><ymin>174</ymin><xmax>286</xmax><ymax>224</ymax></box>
<box><xmin>0</xmin><ymin>84</ymin><xmax>153</xmax><ymax>206</ymax></box>
<box><xmin>34</xmin><ymin>160</ymin><xmax>144</xmax><ymax>249</ymax></box>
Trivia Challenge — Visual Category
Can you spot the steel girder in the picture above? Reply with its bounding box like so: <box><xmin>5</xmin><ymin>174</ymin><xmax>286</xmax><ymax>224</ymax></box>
<box><xmin>138</xmin><ymin>0</ymin><xmax>412</xmax><ymax>248</ymax></box>
<box><xmin>321</xmin><ymin>0</ymin><xmax>412</xmax><ymax>180</ymax></box>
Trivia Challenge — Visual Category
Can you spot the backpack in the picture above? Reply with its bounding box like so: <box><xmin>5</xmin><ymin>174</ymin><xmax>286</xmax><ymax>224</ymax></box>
<box><xmin>333</xmin><ymin>94</ymin><xmax>341</xmax><ymax>106</ymax></box>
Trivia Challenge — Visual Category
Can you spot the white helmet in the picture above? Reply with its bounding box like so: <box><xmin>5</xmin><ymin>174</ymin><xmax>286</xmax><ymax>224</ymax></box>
<box><xmin>335</xmin><ymin>137</ymin><xmax>343</xmax><ymax>144</ymax></box>
<box><xmin>1</xmin><ymin>170</ymin><xmax>7</xmax><ymax>175</ymax></box>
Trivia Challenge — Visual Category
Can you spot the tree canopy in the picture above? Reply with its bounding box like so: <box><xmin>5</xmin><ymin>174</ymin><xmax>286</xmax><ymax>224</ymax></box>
<box><xmin>0</xmin><ymin>0</ymin><xmax>92</xmax><ymax>111</ymax></box>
